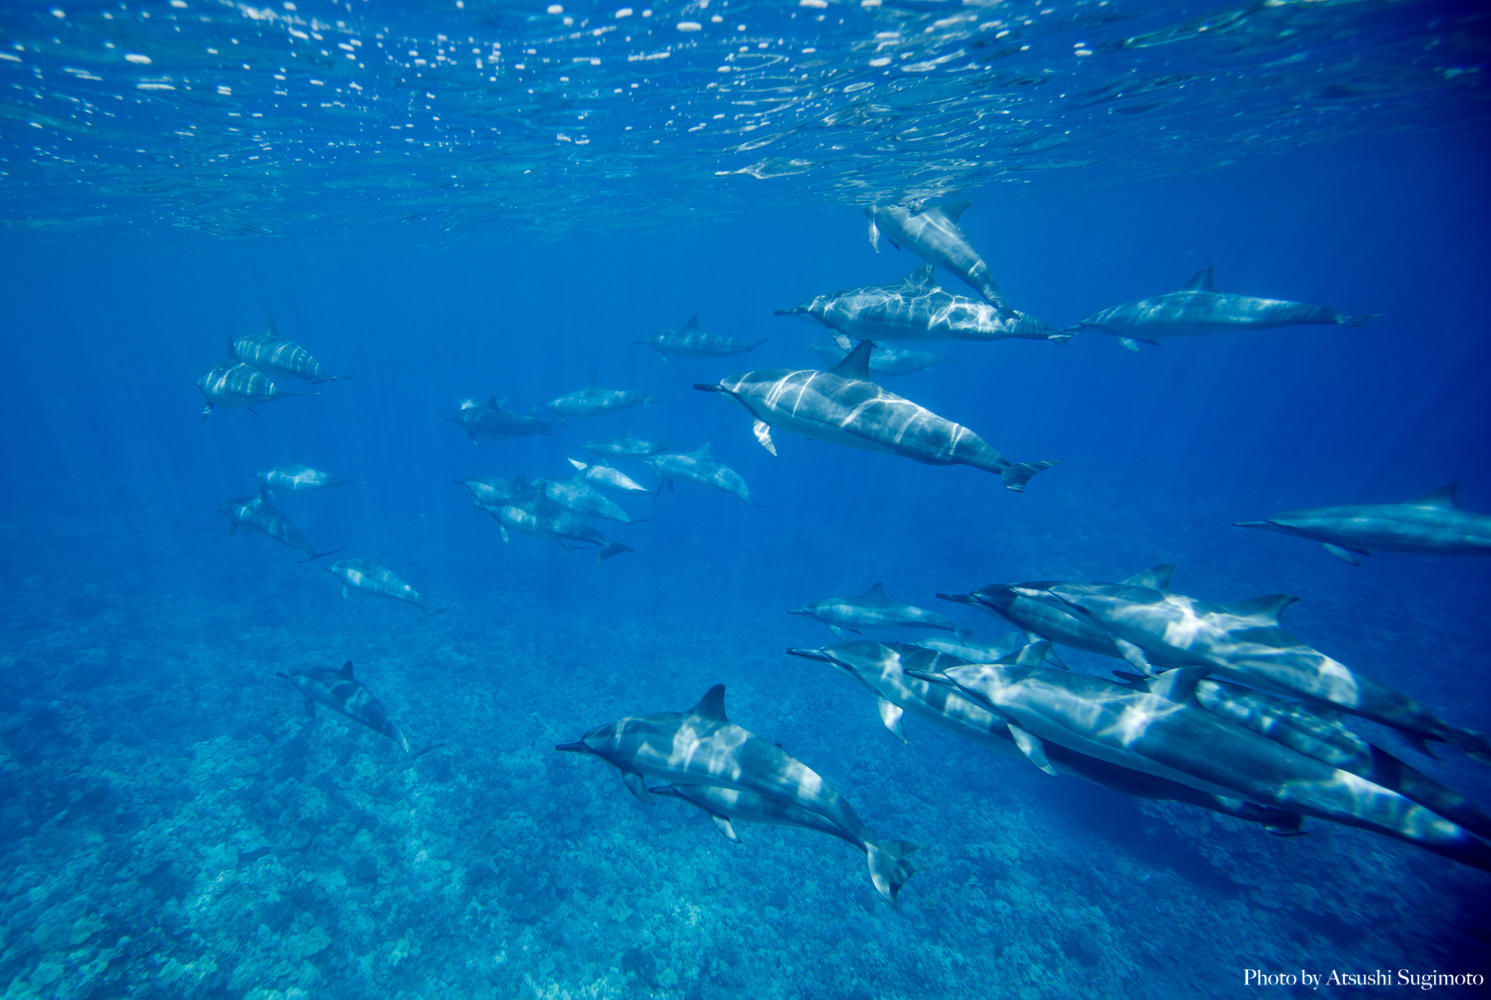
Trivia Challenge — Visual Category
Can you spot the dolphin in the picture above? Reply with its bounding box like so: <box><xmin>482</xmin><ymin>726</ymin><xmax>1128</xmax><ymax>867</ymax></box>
<box><xmin>864</xmin><ymin>202</ymin><xmax>1004</xmax><ymax>306</ymax></box>
<box><xmin>806</xmin><ymin>334</ymin><xmax>952</xmax><ymax>377</ymax></box>
<box><xmin>233</xmin><ymin>314</ymin><xmax>358</xmax><ymax>383</ymax></box>
<box><xmin>907</xmin><ymin>646</ymin><xmax>1491</xmax><ymax>871</ymax></box>
<box><xmin>1068</xmin><ymin>267</ymin><xmax>1374</xmax><ymax>350</ymax></box>
<box><xmin>533</xmin><ymin>471</ymin><xmax>645</xmax><ymax>524</ymax></box>
<box><xmin>1011</xmin><ymin>578</ymin><xmax>1491</xmax><ymax>764</ymax></box>
<box><xmin>255</xmin><ymin>455</ymin><xmax>360</xmax><ymax>497</ymax></box>
<box><xmin>789</xmin><ymin>583</ymin><xmax>963</xmax><ymax>641</ymax></box>
<box><xmin>789</xmin><ymin>642</ymin><xmax>1303</xmax><ymax>834</ymax></box>
<box><xmin>643</xmin><ymin>440</ymin><xmax>754</xmax><ymax>504</ymax></box>
<box><xmin>566</xmin><ymin>458</ymin><xmax>656</xmax><ymax>498</ymax></box>
<box><xmin>776</xmin><ymin>264</ymin><xmax>1064</xmax><ymax>344</ymax></box>
<box><xmin>556</xmin><ymin>685</ymin><xmax>923</xmax><ymax>902</ymax></box>
<box><xmin>912</xmin><ymin>632</ymin><xmax>1041</xmax><ymax>664</ymax></box>
<box><xmin>695</xmin><ymin>340</ymin><xmax>1059</xmax><ymax>492</ymax></box>
<box><xmin>1235</xmin><ymin>484</ymin><xmax>1491</xmax><ymax>565</ymax></box>
<box><xmin>276</xmin><ymin>661</ymin><xmax>439</xmax><ymax>757</ymax></box>
<box><xmin>220</xmin><ymin>487</ymin><xmax>340</xmax><ymax>563</ymax></box>
<box><xmin>488</xmin><ymin>495</ymin><xmax>634</xmax><ymax>563</ymax></box>
<box><xmin>452</xmin><ymin>474</ymin><xmax>529</xmax><ymax>509</ymax></box>
<box><xmin>545</xmin><ymin>376</ymin><xmax>663</xmax><ymax>422</ymax></box>
<box><xmin>447</xmin><ymin>397</ymin><xmax>555</xmax><ymax>443</ymax></box>
<box><xmin>636</xmin><ymin>315</ymin><xmax>768</xmax><ymax>361</ymax></box>
<box><xmin>583</xmin><ymin>429</ymin><xmax>676</xmax><ymax>459</ymax></box>
<box><xmin>327</xmin><ymin>556</ymin><xmax>447</xmax><ymax>620</ymax></box>
<box><xmin>196</xmin><ymin>342</ymin><xmax>312</xmax><ymax>421</ymax></box>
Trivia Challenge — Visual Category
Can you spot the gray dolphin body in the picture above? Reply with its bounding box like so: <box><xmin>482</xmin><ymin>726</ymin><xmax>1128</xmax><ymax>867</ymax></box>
<box><xmin>643</xmin><ymin>441</ymin><xmax>753</xmax><ymax>504</ymax></box>
<box><xmin>696</xmin><ymin>341</ymin><xmax>1058</xmax><ymax>492</ymax></box>
<box><xmin>556</xmin><ymin>685</ymin><xmax>922</xmax><ymax>902</ymax></box>
<box><xmin>490</xmin><ymin>495</ymin><xmax>634</xmax><ymax>563</ymax></box>
<box><xmin>328</xmin><ymin>556</ymin><xmax>446</xmax><ymax>619</ymax></box>
<box><xmin>583</xmin><ymin>430</ymin><xmax>676</xmax><ymax>458</ymax></box>
<box><xmin>276</xmin><ymin>660</ymin><xmax>415</xmax><ymax>753</ymax></box>
<box><xmin>545</xmin><ymin>376</ymin><xmax>663</xmax><ymax>421</ymax></box>
<box><xmin>1069</xmin><ymin>267</ymin><xmax>1373</xmax><ymax>350</ymax></box>
<box><xmin>234</xmin><ymin>315</ymin><xmax>357</xmax><ymax>383</ymax></box>
<box><xmin>220</xmin><ymin>487</ymin><xmax>339</xmax><ymax>563</ymax></box>
<box><xmin>789</xmin><ymin>642</ymin><xmax>1303</xmax><ymax>833</ymax></box>
<box><xmin>1015</xmin><ymin>580</ymin><xmax>1491</xmax><ymax>763</ymax></box>
<box><xmin>909</xmin><ymin>651</ymin><xmax>1491</xmax><ymax>870</ymax></box>
<box><xmin>806</xmin><ymin>335</ymin><xmax>951</xmax><ymax>377</ymax></box>
<box><xmin>447</xmin><ymin>397</ymin><xmax>555</xmax><ymax>443</ymax></box>
<box><xmin>790</xmin><ymin>583</ymin><xmax>962</xmax><ymax>641</ymax></box>
<box><xmin>196</xmin><ymin>351</ymin><xmax>310</xmax><ymax>421</ymax></box>
<box><xmin>566</xmin><ymin>459</ymin><xmax>655</xmax><ymax>498</ymax></box>
<box><xmin>636</xmin><ymin>315</ymin><xmax>767</xmax><ymax>361</ymax></box>
<box><xmin>533</xmin><ymin>472</ymin><xmax>641</xmax><ymax>524</ymax></box>
<box><xmin>865</xmin><ymin>202</ymin><xmax>1003</xmax><ymax>305</ymax></box>
<box><xmin>914</xmin><ymin>633</ymin><xmax>1025</xmax><ymax>663</ymax></box>
<box><xmin>452</xmin><ymin>474</ymin><xmax>529</xmax><ymax>509</ymax></box>
<box><xmin>777</xmin><ymin>265</ymin><xmax>1063</xmax><ymax>344</ymax></box>
<box><xmin>256</xmin><ymin>458</ymin><xmax>359</xmax><ymax>496</ymax></box>
<box><xmin>1236</xmin><ymin>484</ymin><xmax>1491</xmax><ymax>565</ymax></box>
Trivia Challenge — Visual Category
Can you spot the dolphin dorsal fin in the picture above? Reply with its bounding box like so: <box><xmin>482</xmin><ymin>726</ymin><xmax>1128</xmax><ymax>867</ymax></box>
<box><xmin>339</xmin><ymin>661</ymin><xmax>355</xmax><ymax>678</ymax></box>
<box><xmin>256</xmin><ymin>485</ymin><xmax>270</xmax><ymax>503</ymax></box>
<box><xmin>1147</xmin><ymin>667</ymin><xmax>1200</xmax><ymax>702</ymax></box>
<box><xmin>1122</xmin><ymin>565</ymin><xmax>1175</xmax><ymax>591</ymax></box>
<box><xmin>929</xmin><ymin>200</ymin><xmax>970</xmax><ymax>225</ymax></box>
<box><xmin>265</xmin><ymin>312</ymin><xmax>279</xmax><ymax>337</ymax></box>
<box><xmin>488</xmin><ymin>395</ymin><xmax>499</xmax><ymax>409</ymax></box>
<box><xmin>903</xmin><ymin>263</ymin><xmax>937</xmax><ymax>290</ymax></box>
<box><xmin>622</xmin><ymin>429</ymin><xmax>634</xmax><ymax>439</ymax></box>
<box><xmin>1219</xmin><ymin>594</ymin><xmax>1297</xmax><ymax>623</ymax></box>
<box><xmin>828</xmin><ymin>340</ymin><xmax>876</xmax><ymax>381</ymax></box>
<box><xmin>691</xmin><ymin>439</ymin><xmax>712</xmax><ymax>458</ymax></box>
<box><xmin>1183</xmin><ymin>267</ymin><xmax>1216</xmax><ymax>292</ymax></box>
<box><xmin>862</xmin><ymin>583</ymin><xmax>889</xmax><ymax>602</ymax></box>
<box><xmin>1013</xmin><ymin>640</ymin><xmax>1051</xmax><ymax>668</ymax></box>
<box><xmin>689</xmin><ymin>684</ymin><xmax>729</xmax><ymax>724</ymax></box>
<box><xmin>225</xmin><ymin>336</ymin><xmax>238</xmax><ymax>359</ymax></box>
<box><xmin>685</xmin><ymin>314</ymin><xmax>699</xmax><ymax>329</ymax></box>
<box><xmin>1406</xmin><ymin>483</ymin><xmax>1459</xmax><ymax>509</ymax></box>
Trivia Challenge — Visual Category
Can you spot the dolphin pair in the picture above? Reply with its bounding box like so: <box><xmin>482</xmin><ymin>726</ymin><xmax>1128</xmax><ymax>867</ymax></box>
<box><xmin>696</xmin><ymin>340</ymin><xmax>1058</xmax><ymax>492</ymax></box>
<box><xmin>557</xmin><ymin>685</ymin><xmax>923</xmax><ymax>903</ymax></box>
<box><xmin>532</xmin><ymin>467</ymin><xmax>648</xmax><ymax>525</ymax></box>
<box><xmin>234</xmin><ymin>315</ymin><xmax>358</xmax><ymax>384</ymax></box>
<box><xmin>1236</xmin><ymin>484</ymin><xmax>1491</xmax><ymax>564</ymax></box>
<box><xmin>256</xmin><ymin>456</ymin><xmax>360</xmax><ymax>497</ymax></box>
<box><xmin>328</xmin><ymin>556</ymin><xmax>447</xmax><ymax>621</ymax></box>
<box><xmin>790</xmin><ymin>583</ymin><xmax>962</xmax><ymax>641</ymax></box>
<box><xmin>1069</xmin><ymin>267</ymin><xmax>1374</xmax><ymax>350</ymax></box>
<box><xmin>805</xmin><ymin>334</ymin><xmax>952</xmax><ymax>377</ymax></box>
<box><xmin>645</xmin><ymin>441</ymin><xmax>755</xmax><ymax>505</ymax></box>
<box><xmin>277</xmin><ymin>661</ymin><xmax>440</xmax><ymax>759</ymax></box>
<box><xmin>566</xmin><ymin>458</ymin><xmax>655</xmax><ymax>498</ymax></box>
<box><xmin>196</xmin><ymin>344</ymin><xmax>313</xmax><ymax>421</ymax></box>
<box><xmin>448</xmin><ymin>397</ymin><xmax>555</xmax><ymax>443</ymax></box>
<box><xmin>636</xmin><ymin>315</ymin><xmax>767</xmax><ymax>361</ymax></box>
<box><xmin>220</xmin><ymin>487</ymin><xmax>340</xmax><ymax>563</ymax></box>
<box><xmin>545</xmin><ymin>376</ymin><xmax>663</xmax><ymax>422</ymax></box>
<box><xmin>488</xmin><ymin>495</ymin><xmax>634</xmax><ymax>563</ymax></box>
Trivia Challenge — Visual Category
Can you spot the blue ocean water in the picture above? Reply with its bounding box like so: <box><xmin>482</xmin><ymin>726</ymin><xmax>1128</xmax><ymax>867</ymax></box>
<box><xmin>3</xmin><ymin>0</ymin><xmax>1491</xmax><ymax>996</ymax></box>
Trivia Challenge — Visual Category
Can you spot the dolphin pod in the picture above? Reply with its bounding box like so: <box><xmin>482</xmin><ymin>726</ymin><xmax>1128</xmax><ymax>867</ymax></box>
<box><xmin>233</xmin><ymin>314</ymin><xmax>359</xmax><ymax>383</ymax></box>
<box><xmin>557</xmin><ymin>685</ymin><xmax>924</xmax><ymax>903</ymax></box>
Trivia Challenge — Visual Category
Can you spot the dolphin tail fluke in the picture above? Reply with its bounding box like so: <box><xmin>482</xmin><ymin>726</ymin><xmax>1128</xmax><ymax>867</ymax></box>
<box><xmin>1340</xmin><ymin>313</ymin><xmax>1381</xmax><ymax>329</ymax></box>
<box><xmin>200</xmin><ymin>403</ymin><xmax>213</xmax><ymax>422</ymax></box>
<box><xmin>422</xmin><ymin>607</ymin><xmax>451</xmax><ymax>624</ymax></box>
<box><xmin>401</xmin><ymin>743</ymin><xmax>447</xmax><ymax>768</ymax></box>
<box><xmin>866</xmin><ymin>839</ymin><xmax>923</xmax><ymax>906</ymax></box>
<box><xmin>1047</xmin><ymin>333</ymin><xmax>1072</xmax><ymax>345</ymax></box>
<box><xmin>598</xmin><ymin>542</ymin><xmax>634</xmax><ymax>564</ymax></box>
<box><xmin>326</xmin><ymin>374</ymin><xmax>362</xmax><ymax>381</ymax></box>
<box><xmin>1440</xmin><ymin>728</ymin><xmax>1491</xmax><ymax>768</ymax></box>
<box><xmin>298</xmin><ymin>546</ymin><xmax>344</xmax><ymax>565</ymax></box>
<box><xmin>1000</xmin><ymin>459</ymin><xmax>1061</xmax><ymax>493</ymax></box>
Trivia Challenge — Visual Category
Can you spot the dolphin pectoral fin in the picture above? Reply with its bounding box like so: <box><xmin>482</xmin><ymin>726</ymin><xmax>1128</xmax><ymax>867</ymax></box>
<box><xmin>1323</xmin><ymin>543</ymin><xmax>1368</xmax><ymax>565</ymax></box>
<box><xmin>341</xmin><ymin>585</ymin><xmax>349</xmax><ymax>599</ymax></box>
<box><xmin>1008</xmin><ymin>724</ymin><xmax>1058</xmax><ymax>776</ymax></box>
<box><xmin>751</xmin><ymin>419</ymin><xmax>777</xmax><ymax>456</ymax></box>
<box><xmin>622</xmin><ymin>771</ymin><xmax>655</xmax><ymax>804</ymax></box>
<box><xmin>500</xmin><ymin>527</ymin><xmax>510</xmax><ymax>544</ymax></box>
<box><xmin>200</xmin><ymin>403</ymin><xmax>213</xmax><ymax>422</ymax></box>
<box><xmin>1146</xmin><ymin>667</ymin><xmax>1202</xmax><ymax>702</ymax></box>
<box><xmin>1112</xmin><ymin>637</ymin><xmax>1157</xmax><ymax>675</ymax></box>
<box><xmin>710</xmin><ymin>814</ymin><xmax>741</xmax><ymax>842</ymax></box>
<box><xmin>828</xmin><ymin>626</ymin><xmax>858</xmax><ymax>641</ymax></box>
<box><xmin>303</xmin><ymin>696</ymin><xmax>317</xmax><ymax>720</ymax></box>
<box><xmin>247</xmin><ymin>408</ymin><xmax>262</xmax><ymax>417</ymax></box>
<box><xmin>876</xmin><ymin>696</ymin><xmax>908</xmax><ymax>745</ymax></box>
<box><xmin>867</xmin><ymin>215</ymin><xmax>880</xmax><ymax>252</ymax></box>
<box><xmin>1118</xmin><ymin>338</ymin><xmax>1143</xmax><ymax>352</ymax></box>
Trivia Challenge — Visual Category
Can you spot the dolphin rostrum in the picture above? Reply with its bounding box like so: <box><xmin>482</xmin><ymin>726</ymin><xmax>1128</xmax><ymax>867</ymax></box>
<box><xmin>696</xmin><ymin>340</ymin><xmax>1058</xmax><ymax>492</ymax></box>
<box><xmin>220</xmin><ymin>487</ymin><xmax>340</xmax><ymax>563</ymax></box>
<box><xmin>566</xmin><ymin>458</ymin><xmax>656</xmax><ymax>498</ymax></box>
<box><xmin>276</xmin><ymin>661</ymin><xmax>439</xmax><ymax>758</ymax></box>
<box><xmin>790</xmin><ymin>583</ymin><xmax>962</xmax><ymax>641</ymax></box>
<box><xmin>328</xmin><ymin>556</ymin><xmax>447</xmax><ymax>620</ymax></box>
<box><xmin>583</xmin><ymin>429</ymin><xmax>676</xmax><ymax>459</ymax></box>
<box><xmin>908</xmin><ymin>645</ymin><xmax>1491</xmax><ymax>870</ymax></box>
<box><xmin>806</xmin><ymin>334</ymin><xmax>952</xmax><ymax>377</ymax></box>
<box><xmin>196</xmin><ymin>342</ymin><xmax>312</xmax><ymax>421</ymax></box>
<box><xmin>777</xmin><ymin>265</ymin><xmax>1063</xmax><ymax>344</ymax></box>
<box><xmin>865</xmin><ymin>202</ymin><xmax>1004</xmax><ymax>305</ymax></box>
<box><xmin>447</xmin><ymin>397</ymin><xmax>555</xmax><ymax>443</ymax></box>
<box><xmin>636</xmin><ymin>315</ymin><xmax>767</xmax><ymax>362</ymax></box>
<box><xmin>644</xmin><ymin>441</ymin><xmax>755</xmax><ymax>504</ymax></box>
<box><xmin>1068</xmin><ymin>267</ymin><xmax>1374</xmax><ymax>350</ymax></box>
<box><xmin>234</xmin><ymin>314</ymin><xmax>358</xmax><ymax>383</ymax></box>
<box><xmin>256</xmin><ymin>455</ymin><xmax>360</xmax><ymax>497</ymax></box>
<box><xmin>789</xmin><ymin>642</ymin><xmax>1303</xmax><ymax>834</ymax></box>
<box><xmin>1235</xmin><ymin>484</ymin><xmax>1491</xmax><ymax>565</ymax></box>
<box><xmin>556</xmin><ymin>685</ymin><xmax>923</xmax><ymax>902</ymax></box>
<box><xmin>545</xmin><ymin>376</ymin><xmax>663</xmax><ymax>422</ymax></box>
<box><xmin>452</xmin><ymin>474</ymin><xmax>530</xmax><ymax>509</ymax></box>
<box><xmin>488</xmin><ymin>495</ymin><xmax>634</xmax><ymax>563</ymax></box>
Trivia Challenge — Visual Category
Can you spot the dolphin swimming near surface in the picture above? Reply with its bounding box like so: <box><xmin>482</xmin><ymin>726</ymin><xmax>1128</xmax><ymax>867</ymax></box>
<box><xmin>696</xmin><ymin>340</ymin><xmax>1059</xmax><ymax>492</ymax></box>
<box><xmin>907</xmin><ymin>645</ymin><xmax>1491</xmax><ymax>870</ymax></box>
<box><xmin>777</xmin><ymin>264</ymin><xmax>1064</xmax><ymax>344</ymax></box>
<box><xmin>447</xmin><ymin>397</ymin><xmax>555</xmax><ymax>443</ymax></box>
<box><xmin>566</xmin><ymin>458</ymin><xmax>656</xmax><ymax>498</ymax></box>
<box><xmin>233</xmin><ymin>314</ymin><xmax>358</xmax><ymax>383</ymax></box>
<box><xmin>196</xmin><ymin>345</ymin><xmax>312</xmax><ymax>421</ymax></box>
<box><xmin>643</xmin><ymin>441</ymin><xmax>755</xmax><ymax>504</ymax></box>
<box><xmin>805</xmin><ymin>334</ymin><xmax>952</xmax><ymax>377</ymax></box>
<box><xmin>545</xmin><ymin>376</ymin><xmax>663</xmax><ymax>422</ymax></box>
<box><xmin>583</xmin><ymin>429</ymin><xmax>676</xmax><ymax>459</ymax></box>
<box><xmin>556</xmin><ymin>685</ymin><xmax>923</xmax><ymax>902</ymax></box>
<box><xmin>789</xmin><ymin>642</ymin><xmax>1304</xmax><ymax>834</ymax></box>
<box><xmin>220</xmin><ymin>487</ymin><xmax>340</xmax><ymax>563</ymax></box>
<box><xmin>255</xmin><ymin>455</ymin><xmax>360</xmax><ymax>497</ymax></box>
<box><xmin>489</xmin><ymin>495</ymin><xmax>634</xmax><ymax>563</ymax></box>
<box><xmin>1068</xmin><ymin>267</ymin><xmax>1374</xmax><ymax>350</ymax></box>
<box><xmin>865</xmin><ymin>202</ymin><xmax>1004</xmax><ymax>305</ymax></box>
<box><xmin>533</xmin><ymin>470</ymin><xmax>645</xmax><ymax>524</ymax></box>
<box><xmin>328</xmin><ymin>556</ymin><xmax>447</xmax><ymax>620</ymax></box>
<box><xmin>636</xmin><ymin>315</ymin><xmax>767</xmax><ymax>361</ymax></box>
<box><xmin>790</xmin><ymin>583</ymin><xmax>963</xmax><ymax>641</ymax></box>
<box><xmin>452</xmin><ymin>474</ymin><xmax>530</xmax><ymax>509</ymax></box>
<box><xmin>1235</xmin><ymin>484</ymin><xmax>1491</xmax><ymax>565</ymax></box>
<box><xmin>276</xmin><ymin>661</ymin><xmax>439</xmax><ymax>757</ymax></box>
